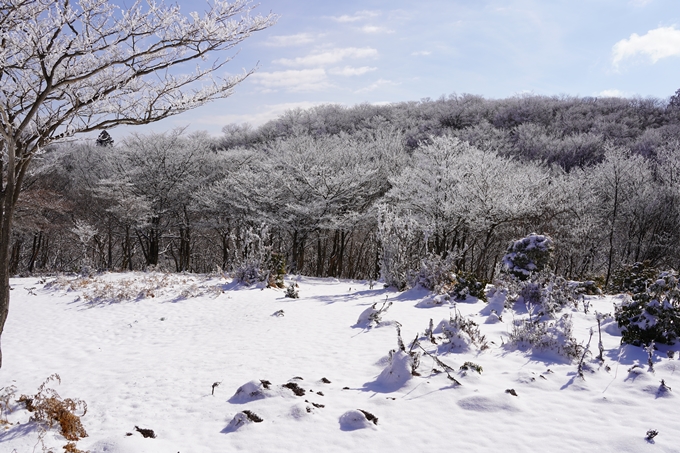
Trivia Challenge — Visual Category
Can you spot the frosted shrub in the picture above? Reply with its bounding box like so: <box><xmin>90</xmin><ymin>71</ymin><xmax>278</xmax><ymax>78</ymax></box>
<box><xmin>615</xmin><ymin>271</ymin><xmax>680</xmax><ymax>346</ymax></box>
<box><xmin>436</xmin><ymin>312</ymin><xmax>488</xmax><ymax>351</ymax></box>
<box><xmin>378</xmin><ymin>205</ymin><xmax>421</xmax><ymax>291</ymax></box>
<box><xmin>522</xmin><ymin>274</ymin><xmax>578</xmax><ymax>319</ymax></box>
<box><xmin>610</xmin><ymin>261</ymin><xmax>659</xmax><ymax>294</ymax></box>
<box><xmin>450</xmin><ymin>271</ymin><xmax>488</xmax><ymax>302</ymax></box>
<box><xmin>376</xmin><ymin>349</ymin><xmax>417</xmax><ymax>388</ymax></box>
<box><xmin>496</xmin><ymin>270</ymin><xmax>577</xmax><ymax>320</ymax></box>
<box><xmin>507</xmin><ymin>314</ymin><xmax>582</xmax><ymax>361</ymax></box>
<box><xmin>284</xmin><ymin>284</ymin><xmax>299</xmax><ymax>299</ymax></box>
<box><xmin>410</xmin><ymin>254</ymin><xmax>456</xmax><ymax>292</ymax></box>
<box><xmin>502</xmin><ymin>233</ymin><xmax>554</xmax><ymax>281</ymax></box>
<box><xmin>233</xmin><ymin>226</ymin><xmax>278</xmax><ymax>285</ymax></box>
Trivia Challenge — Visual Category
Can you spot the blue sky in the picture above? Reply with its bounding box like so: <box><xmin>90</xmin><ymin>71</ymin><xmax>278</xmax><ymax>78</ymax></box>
<box><xmin>113</xmin><ymin>0</ymin><xmax>680</xmax><ymax>137</ymax></box>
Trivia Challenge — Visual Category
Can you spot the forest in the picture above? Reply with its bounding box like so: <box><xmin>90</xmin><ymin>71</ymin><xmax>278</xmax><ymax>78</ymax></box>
<box><xmin>10</xmin><ymin>92</ymin><xmax>680</xmax><ymax>290</ymax></box>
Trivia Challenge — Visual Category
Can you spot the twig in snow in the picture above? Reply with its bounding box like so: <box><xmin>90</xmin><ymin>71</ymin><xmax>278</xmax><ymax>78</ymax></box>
<box><xmin>577</xmin><ymin>329</ymin><xmax>593</xmax><ymax>380</ymax></box>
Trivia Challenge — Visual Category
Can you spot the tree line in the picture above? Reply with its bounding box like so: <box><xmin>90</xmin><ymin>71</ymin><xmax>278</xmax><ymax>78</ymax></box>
<box><xmin>11</xmin><ymin>93</ymin><xmax>680</xmax><ymax>288</ymax></box>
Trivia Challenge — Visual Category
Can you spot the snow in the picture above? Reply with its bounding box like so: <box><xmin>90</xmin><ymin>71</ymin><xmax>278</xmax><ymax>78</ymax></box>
<box><xmin>2</xmin><ymin>272</ymin><xmax>680</xmax><ymax>452</ymax></box>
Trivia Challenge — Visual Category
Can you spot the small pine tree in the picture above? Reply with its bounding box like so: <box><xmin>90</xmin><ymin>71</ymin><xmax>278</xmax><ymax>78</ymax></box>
<box><xmin>615</xmin><ymin>270</ymin><xmax>680</xmax><ymax>346</ymax></box>
<box><xmin>96</xmin><ymin>130</ymin><xmax>114</xmax><ymax>147</ymax></box>
<box><xmin>502</xmin><ymin>233</ymin><xmax>554</xmax><ymax>281</ymax></box>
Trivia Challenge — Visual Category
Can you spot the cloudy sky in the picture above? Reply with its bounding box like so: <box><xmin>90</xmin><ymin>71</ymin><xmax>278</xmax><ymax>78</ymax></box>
<box><xmin>113</xmin><ymin>0</ymin><xmax>680</xmax><ymax>137</ymax></box>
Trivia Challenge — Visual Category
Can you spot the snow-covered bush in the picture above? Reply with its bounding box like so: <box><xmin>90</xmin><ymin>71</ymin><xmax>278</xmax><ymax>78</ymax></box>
<box><xmin>435</xmin><ymin>312</ymin><xmax>488</xmax><ymax>351</ymax></box>
<box><xmin>495</xmin><ymin>270</ymin><xmax>577</xmax><ymax>320</ymax></box>
<box><xmin>615</xmin><ymin>270</ymin><xmax>680</xmax><ymax>346</ymax></box>
<box><xmin>355</xmin><ymin>300</ymin><xmax>392</xmax><ymax>328</ymax></box>
<box><xmin>409</xmin><ymin>253</ymin><xmax>456</xmax><ymax>292</ymax></box>
<box><xmin>232</xmin><ymin>226</ymin><xmax>280</xmax><ymax>286</ymax></box>
<box><xmin>375</xmin><ymin>349</ymin><xmax>417</xmax><ymax>389</ymax></box>
<box><xmin>378</xmin><ymin>205</ymin><xmax>421</xmax><ymax>291</ymax></box>
<box><xmin>284</xmin><ymin>284</ymin><xmax>299</xmax><ymax>299</ymax></box>
<box><xmin>502</xmin><ymin>234</ymin><xmax>554</xmax><ymax>281</ymax></box>
<box><xmin>507</xmin><ymin>314</ymin><xmax>582</xmax><ymax>361</ymax></box>
<box><xmin>574</xmin><ymin>280</ymin><xmax>602</xmax><ymax>296</ymax></box>
<box><xmin>523</xmin><ymin>274</ymin><xmax>578</xmax><ymax>319</ymax></box>
<box><xmin>610</xmin><ymin>261</ymin><xmax>659</xmax><ymax>294</ymax></box>
<box><xmin>450</xmin><ymin>271</ymin><xmax>487</xmax><ymax>302</ymax></box>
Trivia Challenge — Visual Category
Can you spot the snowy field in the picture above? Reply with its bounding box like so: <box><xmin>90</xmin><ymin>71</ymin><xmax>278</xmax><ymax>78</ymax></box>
<box><xmin>1</xmin><ymin>272</ymin><xmax>679</xmax><ymax>453</ymax></box>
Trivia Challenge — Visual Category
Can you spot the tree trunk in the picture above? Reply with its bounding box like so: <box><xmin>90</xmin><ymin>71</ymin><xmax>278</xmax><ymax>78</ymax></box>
<box><xmin>604</xmin><ymin>176</ymin><xmax>620</xmax><ymax>288</ymax></box>
<box><xmin>0</xmin><ymin>140</ymin><xmax>25</xmax><ymax>368</ymax></box>
<box><xmin>9</xmin><ymin>238</ymin><xmax>22</xmax><ymax>275</ymax></box>
<box><xmin>28</xmin><ymin>231</ymin><xmax>42</xmax><ymax>273</ymax></box>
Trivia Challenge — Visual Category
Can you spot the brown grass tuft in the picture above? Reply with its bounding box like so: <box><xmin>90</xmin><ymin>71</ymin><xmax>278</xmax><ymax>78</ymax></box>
<box><xmin>18</xmin><ymin>374</ymin><xmax>88</xmax><ymax>441</ymax></box>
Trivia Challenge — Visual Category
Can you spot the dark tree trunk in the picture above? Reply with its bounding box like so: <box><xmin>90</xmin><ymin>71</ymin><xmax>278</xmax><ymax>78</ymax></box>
<box><xmin>9</xmin><ymin>239</ymin><xmax>22</xmax><ymax>275</ymax></box>
<box><xmin>28</xmin><ymin>231</ymin><xmax>43</xmax><ymax>273</ymax></box>
<box><xmin>0</xmin><ymin>140</ymin><xmax>31</xmax><ymax>368</ymax></box>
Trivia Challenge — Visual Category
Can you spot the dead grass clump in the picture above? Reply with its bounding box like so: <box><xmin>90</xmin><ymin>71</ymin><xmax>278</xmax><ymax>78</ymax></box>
<box><xmin>0</xmin><ymin>385</ymin><xmax>17</xmax><ymax>426</ymax></box>
<box><xmin>63</xmin><ymin>441</ymin><xmax>88</xmax><ymax>453</ymax></box>
<box><xmin>18</xmin><ymin>374</ymin><xmax>88</xmax><ymax>441</ymax></box>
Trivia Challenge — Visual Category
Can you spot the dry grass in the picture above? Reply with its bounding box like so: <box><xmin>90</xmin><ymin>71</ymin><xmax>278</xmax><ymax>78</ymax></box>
<box><xmin>18</xmin><ymin>374</ymin><xmax>88</xmax><ymax>442</ymax></box>
<box><xmin>0</xmin><ymin>385</ymin><xmax>17</xmax><ymax>427</ymax></box>
<box><xmin>45</xmin><ymin>272</ymin><xmax>224</xmax><ymax>304</ymax></box>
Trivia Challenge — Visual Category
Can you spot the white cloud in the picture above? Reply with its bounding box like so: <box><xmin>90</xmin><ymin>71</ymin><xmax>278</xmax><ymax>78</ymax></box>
<box><xmin>596</xmin><ymin>89</ymin><xmax>627</xmax><ymax>98</ymax></box>
<box><xmin>361</xmin><ymin>25</ymin><xmax>394</xmax><ymax>34</ymax></box>
<box><xmin>331</xmin><ymin>10</ymin><xmax>380</xmax><ymax>22</ymax></box>
<box><xmin>411</xmin><ymin>50</ymin><xmax>432</xmax><ymax>56</ymax></box>
<box><xmin>612</xmin><ymin>26</ymin><xmax>680</xmax><ymax>67</ymax></box>
<box><xmin>355</xmin><ymin>78</ymin><xmax>399</xmax><ymax>93</ymax></box>
<box><xmin>329</xmin><ymin>66</ymin><xmax>377</xmax><ymax>76</ymax></box>
<box><xmin>274</xmin><ymin>47</ymin><xmax>378</xmax><ymax>67</ymax></box>
<box><xmin>265</xmin><ymin>33</ymin><xmax>315</xmax><ymax>47</ymax></box>
<box><xmin>250</xmin><ymin>69</ymin><xmax>329</xmax><ymax>92</ymax></box>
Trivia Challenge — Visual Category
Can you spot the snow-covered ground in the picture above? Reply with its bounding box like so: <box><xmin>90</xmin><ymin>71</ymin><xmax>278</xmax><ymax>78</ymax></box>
<box><xmin>1</xmin><ymin>273</ymin><xmax>679</xmax><ymax>453</ymax></box>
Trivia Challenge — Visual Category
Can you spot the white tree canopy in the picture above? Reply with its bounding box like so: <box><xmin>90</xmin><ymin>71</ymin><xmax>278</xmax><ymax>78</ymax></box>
<box><xmin>0</xmin><ymin>0</ymin><xmax>276</xmax><ymax>149</ymax></box>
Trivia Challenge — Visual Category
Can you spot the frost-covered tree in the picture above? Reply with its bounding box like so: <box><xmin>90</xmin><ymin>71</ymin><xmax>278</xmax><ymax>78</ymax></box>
<box><xmin>201</xmin><ymin>130</ymin><xmax>402</xmax><ymax>276</ymax></box>
<box><xmin>386</xmin><ymin>136</ymin><xmax>470</xmax><ymax>258</ymax></box>
<box><xmin>0</xmin><ymin>0</ymin><xmax>276</xmax><ymax>367</ymax></box>
<box><xmin>589</xmin><ymin>147</ymin><xmax>654</xmax><ymax>287</ymax></box>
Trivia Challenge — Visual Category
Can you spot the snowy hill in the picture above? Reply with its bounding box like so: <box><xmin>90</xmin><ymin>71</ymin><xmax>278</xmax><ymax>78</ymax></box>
<box><xmin>1</xmin><ymin>273</ymin><xmax>678</xmax><ymax>453</ymax></box>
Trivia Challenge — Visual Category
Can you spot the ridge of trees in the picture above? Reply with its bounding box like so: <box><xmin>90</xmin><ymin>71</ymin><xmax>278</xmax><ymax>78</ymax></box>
<box><xmin>10</xmin><ymin>92</ymin><xmax>680</xmax><ymax>288</ymax></box>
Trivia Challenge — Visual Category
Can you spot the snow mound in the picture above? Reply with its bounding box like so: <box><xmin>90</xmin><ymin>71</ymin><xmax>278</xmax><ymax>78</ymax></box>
<box><xmin>374</xmin><ymin>350</ymin><xmax>413</xmax><ymax>390</ymax></box>
<box><xmin>435</xmin><ymin>318</ymin><xmax>474</xmax><ymax>351</ymax></box>
<box><xmin>339</xmin><ymin>410</ymin><xmax>378</xmax><ymax>431</ymax></box>
<box><xmin>85</xmin><ymin>435</ymin><xmax>176</xmax><ymax>453</ymax></box>
<box><xmin>480</xmin><ymin>287</ymin><xmax>505</xmax><ymax>322</ymax></box>
<box><xmin>602</xmin><ymin>318</ymin><xmax>622</xmax><ymax>336</ymax></box>
<box><xmin>289</xmin><ymin>402</ymin><xmax>314</xmax><ymax>419</ymax></box>
<box><xmin>355</xmin><ymin>301</ymin><xmax>392</xmax><ymax>328</ymax></box>
<box><xmin>229</xmin><ymin>380</ymin><xmax>273</xmax><ymax>403</ymax></box>
<box><xmin>223</xmin><ymin>410</ymin><xmax>263</xmax><ymax>432</ymax></box>
<box><xmin>415</xmin><ymin>294</ymin><xmax>450</xmax><ymax>308</ymax></box>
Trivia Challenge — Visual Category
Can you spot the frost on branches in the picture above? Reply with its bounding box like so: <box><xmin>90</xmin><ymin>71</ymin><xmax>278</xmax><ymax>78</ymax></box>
<box><xmin>0</xmin><ymin>0</ymin><xmax>276</xmax><ymax>367</ymax></box>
